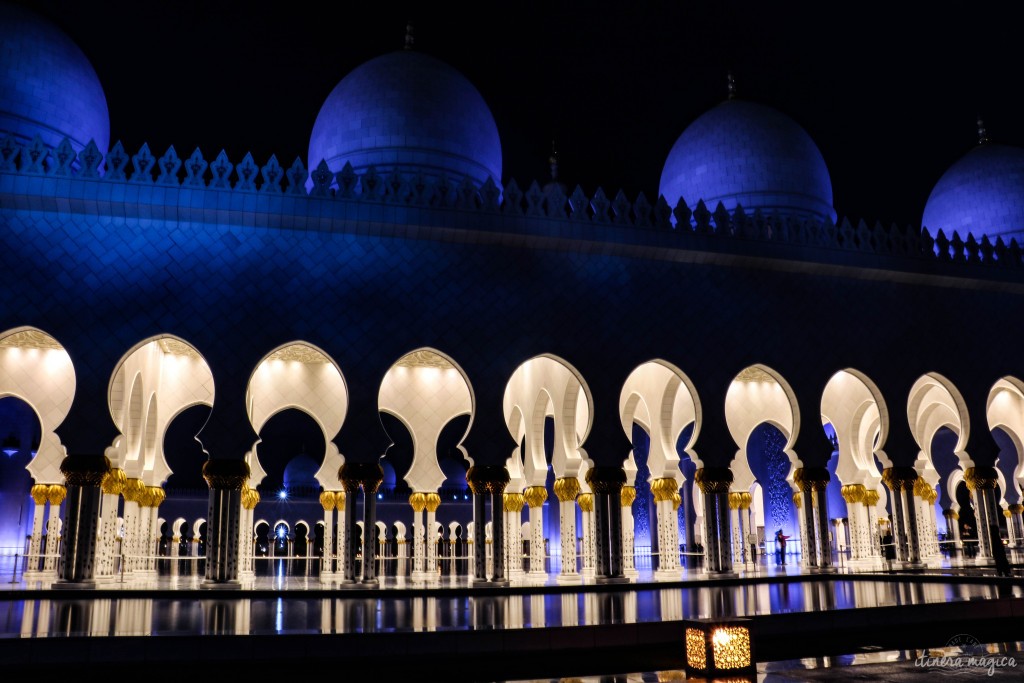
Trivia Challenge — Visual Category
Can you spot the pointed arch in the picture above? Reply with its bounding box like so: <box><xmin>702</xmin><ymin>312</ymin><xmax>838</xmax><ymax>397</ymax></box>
<box><xmin>988</xmin><ymin>377</ymin><xmax>1024</xmax><ymax>501</ymax></box>
<box><xmin>908</xmin><ymin>372</ymin><xmax>970</xmax><ymax>471</ymax></box>
<box><xmin>820</xmin><ymin>368</ymin><xmax>886</xmax><ymax>487</ymax></box>
<box><xmin>725</xmin><ymin>364</ymin><xmax>800</xmax><ymax>492</ymax></box>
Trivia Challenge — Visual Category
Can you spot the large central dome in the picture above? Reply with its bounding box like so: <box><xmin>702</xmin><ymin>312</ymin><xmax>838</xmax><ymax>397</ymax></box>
<box><xmin>0</xmin><ymin>3</ymin><xmax>109</xmax><ymax>154</ymax></box>
<box><xmin>922</xmin><ymin>143</ymin><xmax>1024</xmax><ymax>243</ymax></box>
<box><xmin>659</xmin><ymin>100</ymin><xmax>834</xmax><ymax>224</ymax></box>
<box><xmin>308</xmin><ymin>50</ymin><xmax>502</xmax><ymax>187</ymax></box>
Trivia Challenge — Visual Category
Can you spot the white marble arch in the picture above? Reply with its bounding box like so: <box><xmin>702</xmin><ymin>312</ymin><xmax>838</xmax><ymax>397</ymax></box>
<box><xmin>820</xmin><ymin>368</ymin><xmax>885</xmax><ymax>489</ymax></box>
<box><xmin>171</xmin><ymin>517</ymin><xmax>187</xmax><ymax>539</ymax></box>
<box><xmin>378</xmin><ymin>348</ymin><xmax>473</xmax><ymax>492</ymax></box>
<box><xmin>987</xmin><ymin>377</ymin><xmax>1024</xmax><ymax>505</ymax></box>
<box><xmin>619</xmin><ymin>359</ymin><xmax>701</xmax><ymax>479</ymax></box>
<box><xmin>0</xmin><ymin>326</ymin><xmax>75</xmax><ymax>485</ymax></box>
<box><xmin>725</xmin><ymin>364</ymin><xmax>800</xmax><ymax>493</ymax></box>
<box><xmin>106</xmin><ymin>334</ymin><xmax>213</xmax><ymax>485</ymax></box>
<box><xmin>908</xmin><ymin>372</ymin><xmax>969</xmax><ymax>481</ymax></box>
<box><xmin>503</xmin><ymin>354</ymin><xmax>593</xmax><ymax>486</ymax></box>
<box><xmin>245</xmin><ymin>341</ymin><xmax>347</xmax><ymax>490</ymax></box>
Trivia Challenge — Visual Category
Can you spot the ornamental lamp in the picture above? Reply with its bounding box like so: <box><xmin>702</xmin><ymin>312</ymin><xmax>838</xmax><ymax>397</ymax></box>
<box><xmin>683</xmin><ymin>617</ymin><xmax>755</xmax><ymax>681</ymax></box>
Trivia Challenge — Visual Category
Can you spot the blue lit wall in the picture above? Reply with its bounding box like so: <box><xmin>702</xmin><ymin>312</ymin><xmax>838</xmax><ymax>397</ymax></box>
<box><xmin>659</xmin><ymin>100</ymin><xmax>834</xmax><ymax>224</ymax></box>
<box><xmin>922</xmin><ymin>144</ymin><xmax>1024</xmax><ymax>243</ymax></box>
<box><xmin>309</xmin><ymin>51</ymin><xmax>502</xmax><ymax>186</ymax></box>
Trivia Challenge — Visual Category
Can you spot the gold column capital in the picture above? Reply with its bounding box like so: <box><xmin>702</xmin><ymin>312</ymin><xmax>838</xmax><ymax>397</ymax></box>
<box><xmin>503</xmin><ymin>492</ymin><xmax>525</xmax><ymax>512</ymax></box>
<box><xmin>728</xmin><ymin>492</ymin><xmax>743</xmax><ymax>510</ymax></box>
<box><xmin>964</xmin><ymin>466</ymin><xmax>999</xmax><ymax>491</ymax></box>
<box><xmin>320</xmin><ymin>491</ymin><xmax>336</xmax><ymax>512</ymax></box>
<box><xmin>671</xmin><ymin>491</ymin><xmax>681</xmax><ymax>511</ymax></box>
<box><xmin>1003</xmin><ymin>509</ymin><xmax>1013</xmax><ymax>518</ymax></box>
<box><xmin>651</xmin><ymin>477</ymin><xmax>678</xmax><ymax>502</ymax></box>
<box><xmin>31</xmin><ymin>484</ymin><xmax>49</xmax><ymax>505</ymax></box>
<box><xmin>577</xmin><ymin>492</ymin><xmax>594</xmax><ymax>513</ymax></box>
<box><xmin>523</xmin><ymin>486</ymin><xmax>548</xmax><ymax>508</ymax></box>
<box><xmin>424</xmin><ymin>492</ymin><xmax>441</xmax><ymax>513</ymax></box>
<box><xmin>46</xmin><ymin>484</ymin><xmax>66</xmax><ymax>506</ymax></box>
<box><xmin>841</xmin><ymin>484</ymin><xmax>866</xmax><ymax>503</ymax></box>
<box><xmin>146</xmin><ymin>486</ymin><xmax>165</xmax><ymax>508</ymax></box>
<box><xmin>101</xmin><ymin>468</ymin><xmax>127</xmax><ymax>495</ymax></box>
<box><xmin>912</xmin><ymin>477</ymin><xmax>934</xmax><ymax>499</ymax></box>
<box><xmin>620</xmin><ymin>485</ymin><xmax>637</xmax><ymax>507</ymax></box>
<box><xmin>793</xmin><ymin>467</ymin><xmax>830</xmax><ymax>492</ymax></box>
<box><xmin>123</xmin><ymin>478</ymin><xmax>145</xmax><ymax>503</ymax></box>
<box><xmin>409</xmin><ymin>492</ymin><xmax>426</xmax><ymax>513</ymax></box>
<box><xmin>864</xmin><ymin>489</ymin><xmax>880</xmax><ymax>506</ymax></box>
<box><xmin>553</xmin><ymin>477</ymin><xmax>580</xmax><ymax>503</ymax></box>
<box><xmin>1010</xmin><ymin>504</ymin><xmax>1024</xmax><ymax>515</ymax></box>
<box><xmin>694</xmin><ymin>467</ymin><xmax>732</xmax><ymax>495</ymax></box>
<box><xmin>792</xmin><ymin>491</ymin><xmax>802</xmax><ymax>508</ymax></box>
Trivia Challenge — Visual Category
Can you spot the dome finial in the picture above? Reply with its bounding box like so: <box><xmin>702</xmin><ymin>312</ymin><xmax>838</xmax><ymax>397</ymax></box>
<box><xmin>549</xmin><ymin>139</ymin><xmax>559</xmax><ymax>182</ymax></box>
<box><xmin>405</xmin><ymin>21</ymin><xmax>415</xmax><ymax>50</ymax></box>
<box><xmin>727</xmin><ymin>71</ymin><xmax>737</xmax><ymax>100</ymax></box>
<box><xmin>977</xmin><ymin>116</ymin><xmax>989</xmax><ymax>145</ymax></box>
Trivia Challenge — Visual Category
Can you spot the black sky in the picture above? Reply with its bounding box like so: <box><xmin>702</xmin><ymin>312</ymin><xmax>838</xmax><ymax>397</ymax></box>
<box><xmin>15</xmin><ymin>0</ymin><xmax>1024</xmax><ymax>228</ymax></box>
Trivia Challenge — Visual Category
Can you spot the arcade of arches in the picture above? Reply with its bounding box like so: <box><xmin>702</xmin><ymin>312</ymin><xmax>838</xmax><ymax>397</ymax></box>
<box><xmin>1</xmin><ymin>328</ymin><xmax>1020</xmax><ymax>588</ymax></box>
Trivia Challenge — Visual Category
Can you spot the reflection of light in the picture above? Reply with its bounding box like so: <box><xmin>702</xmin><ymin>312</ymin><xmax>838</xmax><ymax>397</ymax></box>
<box><xmin>278</xmin><ymin>490</ymin><xmax>287</xmax><ymax>500</ymax></box>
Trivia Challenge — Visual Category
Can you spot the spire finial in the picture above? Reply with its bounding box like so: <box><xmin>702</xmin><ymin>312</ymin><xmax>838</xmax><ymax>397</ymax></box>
<box><xmin>727</xmin><ymin>71</ymin><xmax>737</xmax><ymax>100</ymax></box>
<box><xmin>404</xmin><ymin>21</ymin><xmax>415</xmax><ymax>50</ymax></box>
<box><xmin>977</xmin><ymin>116</ymin><xmax>989</xmax><ymax>145</ymax></box>
<box><xmin>548</xmin><ymin>139</ymin><xmax>559</xmax><ymax>182</ymax></box>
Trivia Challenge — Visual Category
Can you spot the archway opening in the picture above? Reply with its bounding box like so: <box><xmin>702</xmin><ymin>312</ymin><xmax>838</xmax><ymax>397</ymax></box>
<box><xmin>0</xmin><ymin>396</ymin><xmax>41</xmax><ymax>552</ymax></box>
<box><xmin>747</xmin><ymin>422</ymin><xmax>797</xmax><ymax>561</ymax></box>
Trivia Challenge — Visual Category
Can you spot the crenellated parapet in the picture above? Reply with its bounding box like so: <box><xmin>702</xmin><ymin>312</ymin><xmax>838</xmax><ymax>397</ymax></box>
<box><xmin>2</xmin><ymin>134</ymin><xmax>1023</xmax><ymax>276</ymax></box>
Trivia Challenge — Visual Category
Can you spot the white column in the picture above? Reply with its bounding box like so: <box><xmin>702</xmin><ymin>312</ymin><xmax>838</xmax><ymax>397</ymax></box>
<box><xmin>729</xmin><ymin>502</ymin><xmax>743</xmax><ymax>567</ymax></box>
<box><xmin>26</xmin><ymin>488</ymin><xmax>47</xmax><ymax>576</ymax></box>
<box><xmin>579</xmin><ymin>495</ymin><xmax>593</xmax><ymax>580</ymax></box>
<box><xmin>425</xmin><ymin>500</ymin><xmax>439</xmax><ymax>578</ymax></box>
<box><xmin>621</xmin><ymin>486</ymin><xmax>638</xmax><ymax>579</ymax></box>
<box><xmin>796</xmin><ymin>492</ymin><xmax>810</xmax><ymax>568</ymax></box>
<box><xmin>524</xmin><ymin>487</ymin><xmax>547</xmax><ymax>581</ymax></box>
<box><xmin>149</xmin><ymin>507</ymin><xmax>162</xmax><ymax>574</ymax></box>
<box><xmin>652</xmin><ymin>479</ymin><xmax>680</xmax><ymax>580</ymax></box>
<box><xmin>42</xmin><ymin>488</ymin><xmax>64</xmax><ymax>576</ymax></box>
<box><xmin>320</xmin><ymin>497</ymin><xmax>334</xmax><ymax>580</ymax></box>
<box><xmin>97</xmin><ymin>491</ymin><xmax>120</xmax><ymax>579</ymax></box>
<box><xmin>410</xmin><ymin>495</ymin><xmax>426</xmax><ymax>581</ymax></box>
<box><xmin>555</xmin><ymin>477</ymin><xmax>580</xmax><ymax>584</ymax></box>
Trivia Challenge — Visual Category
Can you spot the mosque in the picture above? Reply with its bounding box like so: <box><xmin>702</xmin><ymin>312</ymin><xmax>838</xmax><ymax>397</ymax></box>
<box><xmin>3</xmin><ymin>1</ymin><xmax>1024</xmax><ymax>599</ymax></box>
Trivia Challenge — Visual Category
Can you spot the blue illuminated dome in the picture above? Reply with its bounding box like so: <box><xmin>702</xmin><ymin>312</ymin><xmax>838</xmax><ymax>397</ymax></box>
<box><xmin>282</xmin><ymin>453</ymin><xmax>319</xmax><ymax>491</ymax></box>
<box><xmin>659</xmin><ymin>100</ymin><xmax>835</xmax><ymax>224</ymax></box>
<box><xmin>922</xmin><ymin>143</ymin><xmax>1024</xmax><ymax>243</ymax></box>
<box><xmin>309</xmin><ymin>50</ymin><xmax>502</xmax><ymax>187</ymax></box>
<box><xmin>0</xmin><ymin>3</ymin><xmax>109</xmax><ymax>154</ymax></box>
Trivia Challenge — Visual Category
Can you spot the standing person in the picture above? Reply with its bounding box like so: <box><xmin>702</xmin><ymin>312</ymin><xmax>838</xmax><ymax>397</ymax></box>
<box><xmin>775</xmin><ymin>529</ymin><xmax>789</xmax><ymax>566</ymax></box>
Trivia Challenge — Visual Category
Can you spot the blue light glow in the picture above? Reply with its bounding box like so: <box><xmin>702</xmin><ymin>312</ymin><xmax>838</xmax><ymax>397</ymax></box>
<box><xmin>278</xmin><ymin>490</ymin><xmax>287</xmax><ymax>500</ymax></box>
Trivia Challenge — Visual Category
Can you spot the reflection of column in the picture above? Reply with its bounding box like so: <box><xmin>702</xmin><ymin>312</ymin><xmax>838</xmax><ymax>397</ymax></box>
<box><xmin>621</xmin><ymin>486</ymin><xmax>638</xmax><ymax>579</ymax></box>
<box><xmin>26</xmin><ymin>486</ymin><xmax>48</xmax><ymax>576</ymax></box>
<box><xmin>409</xmin><ymin>493</ymin><xmax>425</xmax><ymax>581</ymax></box>
<box><xmin>504</xmin><ymin>493</ymin><xmax>525</xmax><ymax>580</ymax></box>
<box><xmin>97</xmin><ymin>469</ymin><xmax>125</xmax><ymax>581</ymax></box>
<box><xmin>56</xmin><ymin>455</ymin><xmax>109</xmax><ymax>587</ymax></box>
<box><xmin>524</xmin><ymin>486</ymin><xmax>548</xmax><ymax>579</ymax></box>
<box><xmin>424</xmin><ymin>493</ymin><xmax>440</xmax><ymax>579</ymax></box>
<box><xmin>200</xmin><ymin>459</ymin><xmax>248</xmax><ymax>588</ymax></box>
<box><xmin>320</xmin><ymin>491</ymin><xmax>336</xmax><ymax>580</ymax></box>
<box><xmin>578</xmin><ymin>493</ymin><xmax>594</xmax><ymax>579</ymax></box>
<box><xmin>652</xmin><ymin>478</ymin><xmax>679</xmax><ymax>579</ymax></box>
<box><xmin>966</xmin><ymin>467</ymin><xmax>999</xmax><ymax>562</ymax></box>
<box><xmin>560</xmin><ymin>593</ymin><xmax>578</xmax><ymax>627</ymax></box>
<box><xmin>659</xmin><ymin>588</ymin><xmax>682</xmax><ymax>621</ymax></box>
<box><xmin>42</xmin><ymin>485</ymin><xmax>66</xmax><ymax>576</ymax></box>
<box><xmin>554</xmin><ymin>477</ymin><xmax>581</xmax><ymax>583</ymax></box>
<box><xmin>696</xmin><ymin>468</ymin><xmax>733</xmax><ymax>573</ymax></box>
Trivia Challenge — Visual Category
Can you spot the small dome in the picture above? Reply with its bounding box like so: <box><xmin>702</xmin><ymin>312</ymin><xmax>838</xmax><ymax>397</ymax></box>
<box><xmin>283</xmin><ymin>453</ymin><xmax>320</xmax><ymax>490</ymax></box>
<box><xmin>660</xmin><ymin>100</ymin><xmax>834</xmax><ymax>224</ymax></box>
<box><xmin>308</xmin><ymin>50</ymin><xmax>501</xmax><ymax>187</ymax></box>
<box><xmin>922</xmin><ymin>143</ymin><xmax>1024</xmax><ymax>243</ymax></box>
<box><xmin>0</xmin><ymin>3</ymin><xmax>109</xmax><ymax>154</ymax></box>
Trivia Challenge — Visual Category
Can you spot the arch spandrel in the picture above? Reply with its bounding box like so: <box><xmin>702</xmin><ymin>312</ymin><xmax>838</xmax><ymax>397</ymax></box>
<box><xmin>246</xmin><ymin>341</ymin><xmax>347</xmax><ymax>491</ymax></box>
<box><xmin>0</xmin><ymin>327</ymin><xmax>76</xmax><ymax>485</ymax></box>
<box><xmin>378</xmin><ymin>348</ymin><xmax>473</xmax><ymax>493</ymax></box>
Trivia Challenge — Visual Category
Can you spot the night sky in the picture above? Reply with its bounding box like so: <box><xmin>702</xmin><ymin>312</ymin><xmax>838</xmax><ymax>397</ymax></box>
<box><xmin>14</xmin><ymin>1</ymin><xmax>1024</xmax><ymax>229</ymax></box>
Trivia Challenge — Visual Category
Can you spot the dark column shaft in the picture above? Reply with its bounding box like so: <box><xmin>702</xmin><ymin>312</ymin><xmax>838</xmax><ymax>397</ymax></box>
<box><xmin>343</xmin><ymin>495</ymin><xmax>357</xmax><ymax>582</ymax></box>
<box><xmin>473</xmin><ymin>491</ymin><xmax>487</xmax><ymax>579</ymax></box>
<box><xmin>490</xmin><ymin>489</ymin><xmax>506</xmax><ymax>582</ymax></box>
<box><xmin>60</xmin><ymin>485</ymin><xmax>102</xmax><ymax>583</ymax></box>
<box><xmin>361</xmin><ymin>490</ymin><xmax>377</xmax><ymax>583</ymax></box>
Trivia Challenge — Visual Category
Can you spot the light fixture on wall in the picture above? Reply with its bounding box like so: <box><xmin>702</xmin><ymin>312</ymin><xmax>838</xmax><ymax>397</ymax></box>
<box><xmin>2</xmin><ymin>432</ymin><xmax>19</xmax><ymax>457</ymax></box>
<box><xmin>278</xmin><ymin>489</ymin><xmax>288</xmax><ymax>500</ymax></box>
